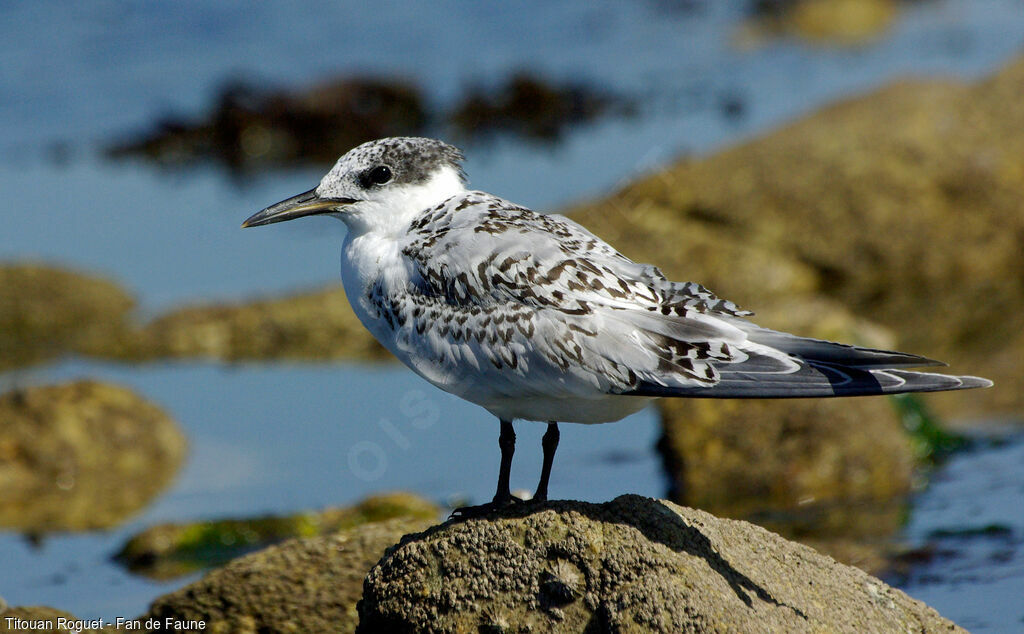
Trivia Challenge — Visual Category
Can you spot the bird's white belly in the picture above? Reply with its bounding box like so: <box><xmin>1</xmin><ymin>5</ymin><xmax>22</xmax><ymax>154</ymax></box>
<box><xmin>479</xmin><ymin>393</ymin><xmax>653</xmax><ymax>424</ymax></box>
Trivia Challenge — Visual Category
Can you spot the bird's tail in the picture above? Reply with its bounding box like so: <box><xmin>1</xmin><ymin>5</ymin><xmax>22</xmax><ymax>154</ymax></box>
<box><xmin>623</xmin><ymin>325</ymin><xmax>992</xmax><ymax>399</ymax></box>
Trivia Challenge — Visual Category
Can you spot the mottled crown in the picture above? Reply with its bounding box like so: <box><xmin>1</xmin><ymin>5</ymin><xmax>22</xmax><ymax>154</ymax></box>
<box><xmin>324</xmin><ymin>137</ymin><xmax>466</xmax><ymax>191</ymax></box>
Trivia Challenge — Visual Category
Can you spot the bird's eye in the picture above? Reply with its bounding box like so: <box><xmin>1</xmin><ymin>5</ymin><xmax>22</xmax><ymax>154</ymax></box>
<box><xmin>365</xmin><ymin>165</ymin><xmax>393</xmax><ymax>187</ymax></box>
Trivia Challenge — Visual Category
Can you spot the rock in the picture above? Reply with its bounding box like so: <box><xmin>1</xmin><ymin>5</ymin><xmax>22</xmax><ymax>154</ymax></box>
<box><xmin>0</xmin><ymin>381</ymin><xmax>186</xmax><ymax>534</ymax></box>
<box><xmin>358</xmin><ymin>495</ymin><xmax>964</xmax><ymax>633</ymax></box>
<box><xmin>738</xmin><ymin>0</ymin><xmax>898</xmax><ymax>47</ymax></box>
<box><xmin>449</xmin><ymin>72</ymin><xmax>626</xmax><ymax>142</ymax></box>
<box><xmin>0</xmin><ymin>263</ymin><xmax>388</xmax><ymax>365</ymax></box>
<box><xmin>144</xmin><ymin>517</ymin><xmax>434</xmax><ymax>634</ymax></box>
<box><xmin>658</xmin><ymin>396</ymin><xmax>912</xmax><ymax>572</ymax></box>
<box><xmin>0</xmin><ymin>263</ymin><xmax>135</xmax><ymax>371</ymax></box>
<box><xmin>104</xmin><ymin>77</ymin><xmax>427</xmax><ymax>171</ymax></box>
<box><xmin>125</xmin><ymin>285</ymin><xmax>389</xmax><ymax>363</ymax></box>
<box><xmin>116</xmin><ymin>492</ymin><xmax>439</xmax><ymax>580</ymax></box>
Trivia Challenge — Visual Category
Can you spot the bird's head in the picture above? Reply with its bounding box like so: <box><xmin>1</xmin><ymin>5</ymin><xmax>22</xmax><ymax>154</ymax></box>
<box><xmin>242</xmin><ymin>137</ymin><xmax>466</xmax><ymax>235</ymax></box>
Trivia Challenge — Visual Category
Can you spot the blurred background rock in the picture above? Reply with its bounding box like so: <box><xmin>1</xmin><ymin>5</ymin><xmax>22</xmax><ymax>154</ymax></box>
<box><xmin>0</xmin><ymin>381</ymin><xmax>185</xmax><ymax>536</ymax></box>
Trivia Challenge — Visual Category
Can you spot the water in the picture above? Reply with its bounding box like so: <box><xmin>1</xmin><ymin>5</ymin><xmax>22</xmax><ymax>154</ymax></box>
<box><xmin>895</xmin><ymin>434</ymin><xmax>1024</xmax><ymax>632</ymax></box>
<box><xmin>1</xmin><ymin>0</ymin><xmax>1023</xmax><ymax>627</ymax></box>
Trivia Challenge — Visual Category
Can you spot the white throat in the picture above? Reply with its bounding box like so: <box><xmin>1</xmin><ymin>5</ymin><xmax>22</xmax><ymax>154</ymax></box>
<box><xmin>336</xmin><ymin>165</ymin><xmax>466</xmax><ymax>238</ymax></box>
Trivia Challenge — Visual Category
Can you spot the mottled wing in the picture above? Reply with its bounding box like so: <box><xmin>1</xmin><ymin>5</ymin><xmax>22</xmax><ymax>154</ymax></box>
<box><xmin>393</xmin><ymin>192</ymin><xmax>757</xmax><ymax>395</ymax></box>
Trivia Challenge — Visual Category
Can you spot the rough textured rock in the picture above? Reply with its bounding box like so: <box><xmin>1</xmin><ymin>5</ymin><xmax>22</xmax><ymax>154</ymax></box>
<box><xmin>144</xmin><ymin>517</ymin><xmax>434</xmax><ymax>634</ymax></box>
<box><xmin>116</xmin><ymin>492</ymin><xmax>439</xmax><ymax>580</ymax></box>
<box><xmin>0</xmin><ymin>263</ymin><xmax>135</xmax><ymax>371</ymax></box>
<box><xmin>0</xmin><ymin>381</ymin><xmax>186</xmax><ymax>534</ymax></box>
<box><xmin>358</xmin><ymin>496</ymin><xmax>964</xmax><ymax>633</ymax></box>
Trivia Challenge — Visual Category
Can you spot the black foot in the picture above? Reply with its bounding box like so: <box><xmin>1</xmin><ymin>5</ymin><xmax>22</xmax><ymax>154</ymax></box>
<box><xmin>449</xmin><ymin>494</ymin><xmax>523</xmax><ymax>519</ymax></box>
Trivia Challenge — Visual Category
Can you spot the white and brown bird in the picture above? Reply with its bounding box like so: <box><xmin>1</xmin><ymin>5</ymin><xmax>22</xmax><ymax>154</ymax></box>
<box><xmin>243</xmin><ymin>136</ymin><xmax>991</xmax><ymax>514</ymax></box>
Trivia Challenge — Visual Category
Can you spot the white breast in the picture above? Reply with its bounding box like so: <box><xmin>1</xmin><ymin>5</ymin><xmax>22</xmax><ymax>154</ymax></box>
<box><xmin>340</xmin><ymin>232</ymin><xmax>401</xmax><ymax>340</ymax></box>
<box><xmin>340</xmin><ymin>231</ymin><xmax>456</xmax><ymax>386</ymax></box>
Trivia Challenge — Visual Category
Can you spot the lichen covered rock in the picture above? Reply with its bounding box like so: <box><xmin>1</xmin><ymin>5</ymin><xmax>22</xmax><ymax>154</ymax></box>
<box><xmin>0</xmin><ymin>381</ymin><xmax>186</xmax><ymax>533</ymax></box>
<box><xmin>116</xmin><ymin>492</ymin><xmax>439</xmax><ymax>580</ymax></box>
<box><xmin>358</xmin><ymin>496</ymin><xmax>963</xmax><ymax>633</ymax></box>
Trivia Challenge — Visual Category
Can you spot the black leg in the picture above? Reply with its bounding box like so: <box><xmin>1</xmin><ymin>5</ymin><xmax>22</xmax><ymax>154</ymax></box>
<box><xmin>493</xmin><ymin>419</ymin><xmax>516</xmax><ymax>504</ymax></box>
<box><xmin>451</xmin><ymin>419</ymin><xmax>519</xmax><ymax>518</ymax></box>
<box><xmin>533</xmin><ymin>421</ymin><xmax>559</xmax><ymax>502</ymax></box>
